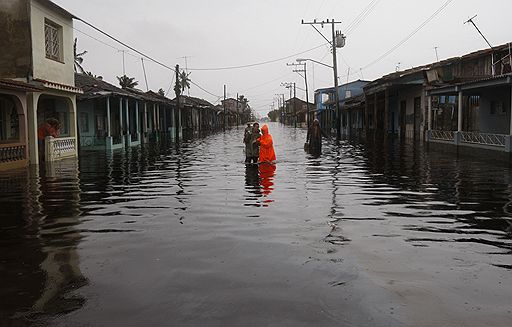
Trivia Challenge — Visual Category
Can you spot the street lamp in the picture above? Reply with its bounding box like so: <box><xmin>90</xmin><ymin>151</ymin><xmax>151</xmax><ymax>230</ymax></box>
<box><xmin>296</xmin><ymin>58</ymin><xmax>333</xmax><ymax>69</ymax></box>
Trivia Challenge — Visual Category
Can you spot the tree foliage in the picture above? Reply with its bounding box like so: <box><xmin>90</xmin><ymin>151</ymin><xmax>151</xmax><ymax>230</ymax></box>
<box><xmin>117</xmin><ymin>75</ymin><xmax>139</xmax><ymax>89</ymax></box>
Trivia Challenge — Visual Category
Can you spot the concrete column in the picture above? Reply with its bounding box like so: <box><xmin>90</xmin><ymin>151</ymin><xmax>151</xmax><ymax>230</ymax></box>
<box><xmin>27</xmin><ymin>92</ymin><xmax>40</xmax><ymax>165</ymax></box>
<box><xmin>428</xmin><ymin>95</ymin><xmax>432</xmax><ymax>131</ymax></box>
<box><xmin>170</xmin><ymin>107</ymin><xmax>176</xmax><ymax>140</ymax></box>
<box><xmin>106</xmin><ymin>96</ymin><xmax>113</xmax><ymax>150</ymax></box>
<box><xmin>143</xmin><ymin>102</ymin><xmax>148</xmax><ymax>133</ymax></box>
<box><xmin>106</xmin><ymin>97</ymin><xmax>111</xmax><ymax>137</ymax></box>
<box><xmin>153</xmin><ymin>104</ymin><xmax>157</xmax><ymax>131</ymax></box>
<box><xmin>364</xmin><ymin>95</ymin><xmax>369</xmax><ymax>133</ymax></box>
<box><xmin>135</xmin><ymin>101</ymin><xmax>140</xmax><ymax>142</ymax></box>
<box><xmin>178</xmin><ymin>106</ymin><xmax>182</xmax><ymax>137</ymax></box>
<box><xmin>373</xmin><ymin>93</ymin><xmax>378</xmax><ymax>131</ymax></box>
<box><xmin>384</xmin><ymin>89</ymin><xmax>389</xmax><ymax>135</ymax></box>
<box><xmin>119</xmin><ymin>98</ymin><xmax>124</xmax><ymax>146</ymax></box>
<box><xmin>509</xmin><ymin>85</ymin><xmax>512</xmax><ymax>135</ymax></box>
<box><xmin>69</xmin><ymin>96</ymin><xmax>78</xmax><ymax>157</ymax></box>
<box><xmin>125</xmin><ymin>99</ymin><xmax>130</xmax><ymax>132</ymax></box>
<box><xmin>458</xmin><ymin>91</ymin><xmax>463</xmax><ymax>132</ymax></box>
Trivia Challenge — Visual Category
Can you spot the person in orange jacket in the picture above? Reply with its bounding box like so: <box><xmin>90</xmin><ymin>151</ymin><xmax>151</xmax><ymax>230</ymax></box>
<box><xmin>257</xmin><ymin>124</ymin><xmax>276</xmax><ymax>163</ymax></box>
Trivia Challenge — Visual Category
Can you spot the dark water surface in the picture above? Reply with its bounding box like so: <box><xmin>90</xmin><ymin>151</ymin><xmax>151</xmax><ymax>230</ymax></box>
<box><xmin>1</xmin><ymin>123</ymin><xmax>511</xmax><ymax>327</ymax></box>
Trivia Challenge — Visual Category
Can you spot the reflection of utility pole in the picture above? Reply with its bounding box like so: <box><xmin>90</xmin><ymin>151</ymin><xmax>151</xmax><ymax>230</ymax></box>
<box><xmin>464</xmin><ymin>15</ymin><xmax>495</xmax><ymax>75</ymax></box>
<box><xmin>223</xmin><ymin>85</ymin><xmax>226</xmax><ymax>131</ymax></box>
<box><xmin>236</xmin><ymin>92</ymin><xmax>239</xmax><ymax>129</ymax></box>
<box><xmin>302</xmin><ymin>19</ymin><xmax>345</xmax><ymax>140</ymax></box>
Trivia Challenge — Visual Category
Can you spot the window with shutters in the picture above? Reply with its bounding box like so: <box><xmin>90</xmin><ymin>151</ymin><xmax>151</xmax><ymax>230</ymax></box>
<box><xmin>44</xmin><ymin>20</ymin><xmax>62</xmax><ymax>61</ymax></box>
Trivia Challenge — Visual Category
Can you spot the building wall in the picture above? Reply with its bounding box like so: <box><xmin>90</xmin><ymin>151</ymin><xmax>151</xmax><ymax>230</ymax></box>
<box><xmin>397</xmin><ymin>86</ymin><xmax>423</xmax><ymax>140</ymax></box>
<box><xmin>29</xmin><ymin>0</ymin><xmax>75</xmax><ymax>86</ymax></box>
<box><xmin>478</xmin><ymin>88</ymin><xmax>511</xmax><ymax>134</ymax></box>
<box><xmin>0</xmin><ymin>0</ymin><xmax>32</xmax><ymax>78</ymax></box>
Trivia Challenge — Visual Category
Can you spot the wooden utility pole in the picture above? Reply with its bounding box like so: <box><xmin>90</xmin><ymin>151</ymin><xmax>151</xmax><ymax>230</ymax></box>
<box><xmin>288</xmin><ymin>61</ymin><xmax>310</xmax><ymax>129</ymax></box>
<box><xmin>302</xmin><ymin>19</ymin><xmax>344</xmax><ymax>140</ymax></box>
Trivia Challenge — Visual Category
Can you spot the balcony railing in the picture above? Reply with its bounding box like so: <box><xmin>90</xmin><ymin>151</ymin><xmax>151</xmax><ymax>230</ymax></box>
<box><xmin>430</xmin><ymin>130</ymin><xmax>455</xmax><ymax>141</ymax></box>
<box><xmin>46</xmin><ymin>137</ymin><xmax>76</xmax><ymax>162</ymax></box>
<box><xmin>460</xmin><ymin>132</ymin><xmax>506</xmax><ymax>147</ymax></box>
<box><xmin>0</xmin><ymin>143</ymin><xmax>26</xmax><ymax>164</ymax></box>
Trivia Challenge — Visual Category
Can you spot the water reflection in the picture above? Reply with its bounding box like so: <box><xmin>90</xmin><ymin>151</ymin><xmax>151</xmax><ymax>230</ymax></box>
<box><xmin>0</xmin><ymin>160</ymin><xmax>86</xmax><ymax>324</ymax></box>
<box><xmin>0</xmin><ymin>124</ymin><xmax>511</xmax><ymax>326</ymax></box>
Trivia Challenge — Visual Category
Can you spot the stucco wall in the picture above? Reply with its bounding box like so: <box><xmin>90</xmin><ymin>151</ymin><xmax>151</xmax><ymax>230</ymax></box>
<box><xmin>30</xmin><ymin>0</ymin><xmax>74</xmax><ymax>86</ymax></box>
<box><xmin>0</xmin><ymin>0</ymin><xmax>32</xmax><ymax>78</ymax></box>
<box><xmin>478</xmin><ymin>88</ymin><xmax>511</xmax><ymax>134</ymax></box>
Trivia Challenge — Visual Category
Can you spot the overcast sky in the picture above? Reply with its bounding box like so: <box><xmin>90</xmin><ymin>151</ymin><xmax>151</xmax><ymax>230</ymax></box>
<box><xmin>54</xmin><ymin>0</ymin><xmax>512</xmax><ymax>116</ymax></box>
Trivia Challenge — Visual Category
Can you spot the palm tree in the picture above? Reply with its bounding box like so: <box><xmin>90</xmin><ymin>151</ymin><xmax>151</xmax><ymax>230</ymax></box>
<box><xmin>179</xmin><ymin>71</ymin><xmax>191</xmax><ymax>93</ymax></box>
<box><xmin>86</xmin><ymin>71</ymin><xmax>103</xmax><ymax>80</ymax></box>
<box><xmin>158</xmin><ymin>88</ymin><xmax>165</xmax><ymax>97</ymax></box>
<box><xmin>117</xmin><ymin>75</ymin><xmax>138</xmax><ymax>89</ymax></box>
<box><xmin>74</xmin><ymin>38</ymin><xmax>87</xmax><ymax>73</ymax></box>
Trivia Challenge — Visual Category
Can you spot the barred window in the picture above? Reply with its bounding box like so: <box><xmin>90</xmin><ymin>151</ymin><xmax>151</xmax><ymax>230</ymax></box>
<box><xmin>45</xmin><ymin>20</ymin><xmax>61</xmax><ymax>61</ymax></box>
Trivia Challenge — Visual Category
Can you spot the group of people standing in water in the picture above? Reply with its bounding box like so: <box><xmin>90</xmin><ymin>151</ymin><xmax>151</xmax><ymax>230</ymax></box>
<box><xmin>243</xmin><ymin>123</ymin><xmax>276</xmax><ymax>164</ymax></box>
<box><xmin>243</xmin><ymin>119</ymin><xmax>326</xmax><ymax>164</ymax></box>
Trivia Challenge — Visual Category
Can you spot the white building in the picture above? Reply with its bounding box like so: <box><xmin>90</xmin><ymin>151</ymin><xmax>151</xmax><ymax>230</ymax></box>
<box><xmin>0</xmin><ymin>0</ymin><xmax>81</xmax><ymax>168</ymax></box>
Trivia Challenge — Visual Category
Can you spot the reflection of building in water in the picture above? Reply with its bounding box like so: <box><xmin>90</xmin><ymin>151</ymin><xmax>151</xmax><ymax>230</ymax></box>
<box><xmin>0</xmin><ymin>159</ymin><xmax>86</xmax><ymax>323</ymax></box>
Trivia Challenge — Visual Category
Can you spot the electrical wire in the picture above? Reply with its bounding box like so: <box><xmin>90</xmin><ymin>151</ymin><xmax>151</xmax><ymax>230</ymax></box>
<box><xmin>361</xmin><ymin>0</ymin><xmax>455</xmax><ymax>71</ymax></box>
<box><xmin>186</xmin><ymin>43</ymin><xmax>328</xmax><ymax>71</ymax></box>
<box><xmin>345</xmin><ymin>0</ymin><xmax>383</xmax><ymax>36</ymax></box>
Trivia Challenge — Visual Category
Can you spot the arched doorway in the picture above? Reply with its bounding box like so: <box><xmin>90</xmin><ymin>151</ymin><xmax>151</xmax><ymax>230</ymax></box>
<box><xmin>0</xmin><ymin>93</ymin><xmax>27</xmax><ymax>169</ymax></box>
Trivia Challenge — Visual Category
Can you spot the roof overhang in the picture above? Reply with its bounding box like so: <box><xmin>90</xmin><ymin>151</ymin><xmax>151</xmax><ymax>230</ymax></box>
<box><xmin>427</xmin><ymin>74</ymin><xmax>512</xmax><ymax>96</ymax></box>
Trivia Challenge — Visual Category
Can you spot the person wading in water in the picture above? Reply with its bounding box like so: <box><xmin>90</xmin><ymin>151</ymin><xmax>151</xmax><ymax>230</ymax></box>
<box><xmin>243</xmin><ymin>123</ymin><xmax>253</xmax><ymax>163</ymax></box>
<box><xmin>257</xmin><ymin>124</ymin><xmax>276</xmax><ymax>163</ymax></box>
<box><xmin>305</xmin><ymin>119</ymin><xmax>327</xmax><ymax>157</ymax></box>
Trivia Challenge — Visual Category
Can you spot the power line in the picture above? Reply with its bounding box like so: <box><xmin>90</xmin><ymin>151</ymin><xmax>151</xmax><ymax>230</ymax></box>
<box><xmin>362</xmin><ymin>0</ymin><xmax>455</xmax><ymax>71</ymax></box>
<box><xmin>345</xmin><ymin>0</ymin><xmax>382</xmax><ymax>35</ymax></box>
<box><xmin>186</xmin><ymin>44</ymin><xmax>327</xmax><ymax>71</ymax></box>
<box><xmin>32</xmin><ymin>1</ymin><xmax>221</xmax><ymax>98</ymax></box>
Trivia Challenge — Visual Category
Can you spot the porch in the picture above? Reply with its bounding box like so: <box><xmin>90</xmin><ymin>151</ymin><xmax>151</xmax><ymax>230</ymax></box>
<box><xmin>427</xmin><ymin>74</ymin><xmax>512</xmax><ymax>153</ymax></box>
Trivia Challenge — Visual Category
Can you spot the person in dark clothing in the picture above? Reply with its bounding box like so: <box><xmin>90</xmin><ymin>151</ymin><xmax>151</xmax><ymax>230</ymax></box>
<box><xmin>249</xmin><ymin>123</ymin><xmax>261</xmax><ymax>163</ymax></box>
<box><xmin>306</xmin><ymin>119</ymin><xmax>327</xmax><ymax>156</ymax></box>
<box><xmin>244</xmin><ymin>123</ymin><xmax>253</xmax><ymax>163</ymax></box>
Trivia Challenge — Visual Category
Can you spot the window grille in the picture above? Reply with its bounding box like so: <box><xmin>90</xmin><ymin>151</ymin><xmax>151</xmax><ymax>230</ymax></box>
<box><xmin>45</xmin><ymin>22</ymin><xmax>60</xmax><ymax>61</ymax></box>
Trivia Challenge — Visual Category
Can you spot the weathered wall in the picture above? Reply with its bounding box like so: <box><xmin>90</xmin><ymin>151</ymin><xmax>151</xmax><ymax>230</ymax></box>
<box><xmin>478</xmin><ymin>87</ymin><xmax>511</xmax><ymax>134</ymax></box>
<box><xmin>0</xmin><ymin>0</ymin><xmax>32</xmax><ymax>78</ymax></box>
<box><xmin>30</xmin><ymin>0</ymin><xmax>74</xmax><ymax>86</ymax></box>
<box><xmin>397</xmin><ymin>86</ymin><xmax>423</xmax><ymax>139</ymax></box>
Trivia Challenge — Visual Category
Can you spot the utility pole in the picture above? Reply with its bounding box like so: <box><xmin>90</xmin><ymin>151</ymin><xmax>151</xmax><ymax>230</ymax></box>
<box><xmin>223</xmin><ymin>85</ymin><xmax>226</xmax><ymax>132</ymax></box>
<box><xmin>302</xmin><ymin>19</ymin><xmax>345</xmax><ymax>140</ymax></box>
<box><xmin>281</xmin><ymin>82</ymin><xmax>295</xmax><ymax>126</ymax></box>
<box><xmin>465</xmin><ymin>15</ymin><xmax>495</xmax><ymax>75</ymax></box>
<box><xmin>434</xmin><ymin>46</ymin><xmax>440</xmax><ymax>62</ymax></box>
<box><xmin>236</xmin><ymin>92</ymin><xmax>239</xmax><ymax>129</ymax></box>
<box><xmin>289</xmin><ymin>61</ymin><xmax>311</xmax><ymax>128</ymax></box>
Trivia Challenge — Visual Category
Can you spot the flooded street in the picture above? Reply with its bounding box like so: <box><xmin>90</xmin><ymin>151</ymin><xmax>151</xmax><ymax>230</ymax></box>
<box><xmin>1</xmin><ymin>122</ymin><xmax>511</xmax><ymax>327</ymax></box>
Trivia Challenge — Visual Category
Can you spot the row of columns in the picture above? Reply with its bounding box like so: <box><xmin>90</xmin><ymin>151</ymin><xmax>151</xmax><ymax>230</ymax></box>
<box><xmin>104</xmin><ymin>96</ymin><xmax>182</xmax><ymax>150</ymax></box>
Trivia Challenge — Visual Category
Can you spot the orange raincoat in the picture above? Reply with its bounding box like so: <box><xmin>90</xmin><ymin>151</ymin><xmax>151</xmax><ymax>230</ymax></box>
<box><xmin>257</xmin><ymin>124</ymin><xmax>276</xmax><ymax>163</ymax></box>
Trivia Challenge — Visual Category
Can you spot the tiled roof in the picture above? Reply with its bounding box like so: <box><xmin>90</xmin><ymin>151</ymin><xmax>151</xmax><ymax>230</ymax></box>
<box><xmin>75</xmin><ymin>73</ymin><xmax>142</xmax><ymax>100</ymax></box>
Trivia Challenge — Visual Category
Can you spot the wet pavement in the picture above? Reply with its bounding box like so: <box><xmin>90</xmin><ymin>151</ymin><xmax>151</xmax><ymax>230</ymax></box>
<box><xmin>1</xmin><ymin>123</ymin><xmax>511</xmax><ymax>327</ymax></box>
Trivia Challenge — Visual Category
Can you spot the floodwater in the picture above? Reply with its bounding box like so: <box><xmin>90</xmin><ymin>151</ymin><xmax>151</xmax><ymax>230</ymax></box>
<box><xmin>1</xmin><ymin>123</ymin><xmax>511</xmax><ymax>327</ymax></box>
